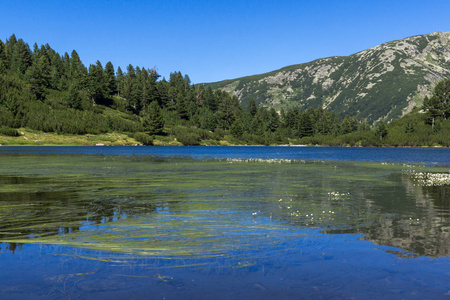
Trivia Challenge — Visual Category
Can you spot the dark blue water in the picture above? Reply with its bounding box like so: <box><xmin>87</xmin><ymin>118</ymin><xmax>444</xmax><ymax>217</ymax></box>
<box><xmin>2</xmin><ymin>146</ymin><xmax>450</xmax><ymax>165</ymax></box>
<box><xmin>2</xmin><ymin>231</ymin><xmax>448</xmax><ymax>300</ymax></box>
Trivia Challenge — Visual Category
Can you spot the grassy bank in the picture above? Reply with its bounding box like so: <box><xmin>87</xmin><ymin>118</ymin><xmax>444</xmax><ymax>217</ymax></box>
<box><xmin>0</xmin><ymin>128</ymin><xmax>141</xmax><ymax>146</ymax></box>
<box><xmin>1</xmin><ymin>126</ymin><xmax>448</xmax><ymax>147</ymax></box>
<box><xmin>0</xmin><ymin>128</ymin><xmax>228</xmax><ymax>146</ymax></box>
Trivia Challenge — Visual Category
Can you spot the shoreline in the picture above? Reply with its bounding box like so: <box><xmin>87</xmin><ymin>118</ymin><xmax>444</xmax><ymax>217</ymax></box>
<box><xmin>0</xmin><ymin>143</ymin><xmax>447</xmax><ymax>148</ymax></box>
<box><xmin>0</xmin><ymin>129</ymin><xmax>447</xmax><ymax>148</ymax></box>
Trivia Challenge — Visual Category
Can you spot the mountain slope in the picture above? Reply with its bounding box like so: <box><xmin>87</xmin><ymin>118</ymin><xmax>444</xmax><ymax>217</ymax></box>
<box><xmin>206</xmin><ymin>31</ymin><xmax>450</xmax><ymax>123</ymax></box>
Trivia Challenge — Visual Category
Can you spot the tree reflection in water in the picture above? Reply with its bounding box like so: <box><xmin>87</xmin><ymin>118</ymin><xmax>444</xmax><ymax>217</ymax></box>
<box><xmin>319</xmin><ymin>171</ymin><xmax>450</xmax><ymax>257</ymax></box>
<box><xmin>0</xmin><ymin>175</ymin><xmax>157</xmax><ymax>253</ymax></box>
<box><xmin>357</xmin><ymin>174</ymin><xmax>450</xmax><ymax>257</ymax></box>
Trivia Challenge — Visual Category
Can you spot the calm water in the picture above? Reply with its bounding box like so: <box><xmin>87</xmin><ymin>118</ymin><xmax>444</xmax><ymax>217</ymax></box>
<box><xmin>0</xmin><ymin>146</ymin><xmax>449</xmax><ymax>299</ymax></box>
<box><xmin>2</xmin><ymin>145</ymin><xmax>450</xmax><ymax>165</ymax></box>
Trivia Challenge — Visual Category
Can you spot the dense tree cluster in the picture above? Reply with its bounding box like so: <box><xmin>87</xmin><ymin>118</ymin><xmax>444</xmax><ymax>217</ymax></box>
<box><xmin>0</xmin><ymin>34</ymin><xmax>449</xmax><ymax>146</ymax></box>
<box><xmin>423</xmin><ymin>78</ymin><xmax>450</xmax><ymax>127</ymax></box>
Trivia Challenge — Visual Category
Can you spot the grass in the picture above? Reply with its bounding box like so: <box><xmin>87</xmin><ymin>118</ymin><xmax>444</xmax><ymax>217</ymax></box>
<box><xmin>0</xmin><ymin>128</ymin><xmax>136</xmax><ymax>146</ymax></box>
<box><xmin>0</xmin><ymin>128</ymin><xmax>265</xmax><ymax>146</ymax></box>
<box><xmin>0</xmin><ymin>128</ymin><xmax>249</xmax><ymax>146</ymax></box>
<box><xmin>0</xmin><ymin>128</ymin><xmax>185</xmax><ymax>146</ymax></box>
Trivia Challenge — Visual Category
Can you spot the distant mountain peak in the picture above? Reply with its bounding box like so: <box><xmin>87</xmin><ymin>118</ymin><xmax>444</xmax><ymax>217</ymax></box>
<box><xmin>206</xmin><ymin>31</ymin><xmax>450</xmax><ymax>124</ymax></box>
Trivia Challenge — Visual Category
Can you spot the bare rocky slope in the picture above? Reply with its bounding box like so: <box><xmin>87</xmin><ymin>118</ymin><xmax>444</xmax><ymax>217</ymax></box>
<box><xmin>206</xmin><ymin>31</ymin><xmax>450</xmax><ymax>124</ymax></box>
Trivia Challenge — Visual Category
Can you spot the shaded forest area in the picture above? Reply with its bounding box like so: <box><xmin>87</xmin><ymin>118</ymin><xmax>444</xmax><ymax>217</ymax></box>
<box><xmin>0</xmin><ymin>34</ymin><xmax>449</xmax><ymax>146</ymax></box>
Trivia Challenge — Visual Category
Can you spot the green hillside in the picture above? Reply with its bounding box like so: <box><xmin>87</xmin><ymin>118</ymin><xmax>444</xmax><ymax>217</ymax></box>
<box><xmin>207</xmin><ymin>31</ymin><xmax>450</xmax><ymax>124</ymax></box>
<box><xmin>0</xmin><ymin>34</ymin><xmax>449</xmax><ymax>147</ymax></box>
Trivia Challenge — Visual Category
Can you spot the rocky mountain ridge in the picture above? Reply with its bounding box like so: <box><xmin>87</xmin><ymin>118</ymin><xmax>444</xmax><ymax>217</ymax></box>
<box><xmin>206</xmin><ymin>31</ymin><xmax>450</xmax><ymax>123</ymax></box>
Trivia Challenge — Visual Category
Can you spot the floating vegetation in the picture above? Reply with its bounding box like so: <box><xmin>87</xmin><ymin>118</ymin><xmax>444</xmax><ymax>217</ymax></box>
<box><xmin>404</xmin><ymin>170</ymin><xmax>450</xmax><ymax>186</ymax></box>
<box><xmin>0</xmin><ymin>151</ymin><xmax>450</xmax><ymax>260</ymax></box>
<box><xmin>226</xmin><ymin>158</ymin><xmax>299</xmax><ymax>164</ymax></box>
<box><xmin>1</xmin><ymin>211</ymin><xmax>298</xmax><ymax>262</ymax></box>
<box><xmin>289</xmin><ymin>209</ymin><xmax>337</xmax><ymax>227</ymax></box>
<box><xmin>327</xmin><ymin>191</ymin><xmax>350</xmax><ymax>200</ymax></box>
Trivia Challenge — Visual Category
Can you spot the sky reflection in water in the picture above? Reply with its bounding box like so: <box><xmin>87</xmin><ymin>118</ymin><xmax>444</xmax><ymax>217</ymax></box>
<box><xmin>0</xmin><ymin>147</ymin><xmax>449</xmax><ymax>299</ymax></box>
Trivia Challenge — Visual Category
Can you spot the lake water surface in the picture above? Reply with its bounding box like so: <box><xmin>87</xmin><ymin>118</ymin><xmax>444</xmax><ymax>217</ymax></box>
<box><xmin>0</xmin><ymin>146</ymin><xmax>449</xmax><ymax>299</ymax></box>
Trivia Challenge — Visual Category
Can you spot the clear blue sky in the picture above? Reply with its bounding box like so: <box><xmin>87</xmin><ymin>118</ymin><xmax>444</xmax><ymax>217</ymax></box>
<box><xmin>1</xmin><ymin>0</ymin><xmax>449</xmax><ymax>83</ymax></box>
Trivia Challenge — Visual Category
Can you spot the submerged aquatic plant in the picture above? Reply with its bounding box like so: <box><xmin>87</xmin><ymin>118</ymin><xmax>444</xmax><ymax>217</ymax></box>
<box><xmin>226</xmin><ymin>158</ymin><xmax>297</xmax><ymax>164</ymax></box>
<box><xmin>0</xmin><ymin>153</ymin><xmax>450</xmax><ymax>259</ymax></box>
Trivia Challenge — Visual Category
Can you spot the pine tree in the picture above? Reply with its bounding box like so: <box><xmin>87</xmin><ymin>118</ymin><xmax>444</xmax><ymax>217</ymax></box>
<box><xmin>87</xmin><ymin>60</ymin><xmax>107</xmax><ymax>104</ymax></box>
<box><xmin>376</xmin><ymin>120</ymin><xmax>388</xmax><ymax>140</ymax></box>
<box><xmin>197</xmin><ymin>107</ymin><xmax>216</xmax><ymax>131</ymax></box>
<box><xmin>105</xmin><ymin>61</ymin><xmax>117</xmax><ymax>95</ymax></box>
<box><xmin>405</xmin><ymin>119</ymin><xmax>415</xmax><ymax>133</ymax></box>
<box><xmin>176</xmin><ymin>92</ymin><xmax>189</xmax><ymax>120</ymax></box>
<box><xmin>5</xmin><ymin>34</ymin><xmax>17</xmax><ymax>68</ymax></box>
<box><xmin>116</xmin><ymin>66</ymin><xmax>124</xmax><ymax>96</ymax></box>
<box><xmin>123</xmin><ymin>64</ymin><xmax>138</xmax><ymax>111</ymax></box>
<box><xmin>341</xmin><ymin>115</ymin><xmax>358</xmax><ymax>134</ymax></box>
<box><xmin>216</xmin><ymin>93</ymin><xmax>239</xmax><ymax>130</ymax></box>
<box><xmin>69</xmin><ymin>50</ymin><xmax>87</xmax><ymax>86</ymax></box>
<box><xmin>298</xmin><ymin>110</ymin><xmax>314</xmax><ymax>137</ymax></box>
<box><xmin>26</xmin><ymin>54</ymin><xmax>51</xmax><ymax>99</ymax></box>
<box><xmin>156</xmin><ymin>78</ymin><xmax>169</xmax><ymax>107</ymax></box>
<box><xmin>283</xmin><ymin>108</ymin><xmax>299</xmax><ymax>130</ymax></box>
<box><xmin>0</xmin><ymin>40</ymin><xmax>6</xmax><ymax>73</ymax></box>
<box><xmin>143</xmin><ymin>101</ymin><xmax>165</xmax><ymax>135</ymax></box>
<box><xmin>62</xmin><ymin>52</ymin><xmax>71</xmax><ymax>82</ymax></box>
<box><xmin>67</xmin><ymin>85</ymin><xmax>83</xmax><ymax>109</ymax></box>
<box><xmin>267</xmin><ymin>107</ymin><xmax>280</xmax><ymax>132</ymax></box>
<box><xmin>423</xmin><ymin>78</ymin><xmax>450</xmax><ymax>128</ymax></box>
<box><xmin>204</xmin><ymin>86</ymin><xmax>218</xmax><ymax>112</ymax></box>
<box><xmin>230</xmin><ymin>117</ymin><xmax>244</xmax><ymax>139</ymax></box>
<box><xmin>247</xmin><ymin>98</ymin><xmax>258</xmax><ymax>116</ymax></box>
<box><xmin>9</xmin><ymin>38</ymin><xmax>32</xmax><ymax>75</ymax></box>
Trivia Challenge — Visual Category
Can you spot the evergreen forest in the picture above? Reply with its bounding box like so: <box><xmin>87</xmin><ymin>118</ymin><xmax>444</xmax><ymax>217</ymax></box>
<box><xmin>0</xmin><ymin>35</ymin><xmax>449</xmax><ymax>146</ymax></box>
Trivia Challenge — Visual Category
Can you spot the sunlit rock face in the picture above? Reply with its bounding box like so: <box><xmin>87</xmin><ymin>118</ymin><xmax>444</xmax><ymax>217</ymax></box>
<box><xmin>207</xmin><ymin>31</ymin><xmax>450</xmax><ymax>124</ymax></box>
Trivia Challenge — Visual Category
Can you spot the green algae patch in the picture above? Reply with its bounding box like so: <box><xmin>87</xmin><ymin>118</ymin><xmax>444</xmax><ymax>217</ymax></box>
<box><xmin>1</xmin><ymin>153</ymin><xmax>449</xmax><ymax>259</ymax></box>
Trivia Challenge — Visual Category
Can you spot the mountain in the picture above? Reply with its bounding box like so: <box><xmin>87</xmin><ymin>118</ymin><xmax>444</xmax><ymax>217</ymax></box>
<box><xmin>206</xmin><ymin>31</ymin><xmax>450</xmax><ymax>124</ymax></box>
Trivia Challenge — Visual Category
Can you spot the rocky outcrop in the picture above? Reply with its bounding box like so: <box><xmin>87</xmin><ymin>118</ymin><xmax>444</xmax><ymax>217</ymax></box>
<box><xmin>207</xmin><ymin>31</ymin><xmax>450</xmax><ymax>124</ymax></box>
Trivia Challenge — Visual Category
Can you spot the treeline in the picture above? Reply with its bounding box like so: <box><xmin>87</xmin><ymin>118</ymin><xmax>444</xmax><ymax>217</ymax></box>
<box><xmin>0</xmin><ymin>34</ymin><xmax>449</xmax><ymax>146</ymax></box>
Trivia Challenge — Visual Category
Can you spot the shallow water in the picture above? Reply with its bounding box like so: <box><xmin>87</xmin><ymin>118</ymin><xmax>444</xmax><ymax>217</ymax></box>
<box><xmin>0</xmin><ymin>147</ymin><xmax>449</xmax><ymax>299</ymax></box>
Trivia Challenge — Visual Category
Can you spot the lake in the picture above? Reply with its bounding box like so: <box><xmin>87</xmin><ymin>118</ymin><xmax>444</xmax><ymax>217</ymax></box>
<box><xmin>0</xmin><ymin>146</ymin><xmax>449</xmax><ymax>299</ymax></box>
